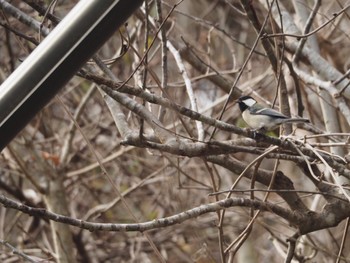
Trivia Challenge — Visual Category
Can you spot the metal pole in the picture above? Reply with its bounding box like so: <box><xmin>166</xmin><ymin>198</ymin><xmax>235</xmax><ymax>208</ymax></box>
<box><xmin>0</xmin><ymin>0</ymin><xmax>144</xmax><ymax>150</ymax></box>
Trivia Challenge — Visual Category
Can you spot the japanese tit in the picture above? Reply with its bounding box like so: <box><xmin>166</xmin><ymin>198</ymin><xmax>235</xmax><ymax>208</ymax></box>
<box><xmin>237</xmin><ymin>95</ymin><xmax>309</xmax><ymax>131</ymax></box>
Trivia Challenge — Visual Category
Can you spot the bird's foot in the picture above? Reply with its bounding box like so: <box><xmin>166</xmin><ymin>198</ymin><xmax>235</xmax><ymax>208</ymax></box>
<box><xmin>246</xmin><ymin>128</ymin><xmax>265</xmax><ymax>140</ymax></box>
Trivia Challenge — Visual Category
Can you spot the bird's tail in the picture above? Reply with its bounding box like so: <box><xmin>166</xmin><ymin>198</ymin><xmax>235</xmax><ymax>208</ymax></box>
<box><xmin>284</xmin><ymin>118</ymin><xmax>310</xmax><ymax>124</ymax></box>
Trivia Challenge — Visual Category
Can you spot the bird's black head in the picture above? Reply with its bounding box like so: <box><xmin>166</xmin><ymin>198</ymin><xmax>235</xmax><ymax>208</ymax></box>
<box><xmin>237</xmin><ymin>95</ymin><xmax>256</xmax><ymax>112</ymax></box>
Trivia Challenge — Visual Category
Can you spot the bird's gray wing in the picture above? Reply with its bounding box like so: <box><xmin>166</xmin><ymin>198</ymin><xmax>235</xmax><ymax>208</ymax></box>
<box><xmin>249</xmin><ymin>107</ymin><xmax>288</xmax><ymax>119</ymax></box>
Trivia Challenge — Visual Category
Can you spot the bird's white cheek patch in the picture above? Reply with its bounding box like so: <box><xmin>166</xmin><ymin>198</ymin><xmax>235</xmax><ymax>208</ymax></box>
<box><xmin>242</xmin><ymin>98</ymin><xmax>256</xmax><ymax>107</ymax></box>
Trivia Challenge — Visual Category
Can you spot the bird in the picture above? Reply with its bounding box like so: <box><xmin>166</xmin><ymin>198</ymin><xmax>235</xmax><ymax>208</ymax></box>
<box><xmin>237</xmin><ymin>95</ymin><xmax>309</xmax><ymax>131</ymax></box>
